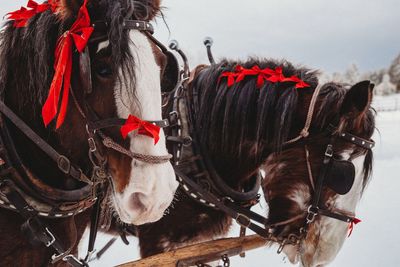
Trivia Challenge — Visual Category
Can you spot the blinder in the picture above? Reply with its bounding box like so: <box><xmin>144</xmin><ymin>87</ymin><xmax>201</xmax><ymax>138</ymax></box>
<box><xmin>161</xmin><ymin>50</ymin><xmax>180</xmax><ymax>93</ymax></box>
<box><xmin>324</xmin><ymin>158</ymin><xmax>355</xmax><ymax>195</ymax></box>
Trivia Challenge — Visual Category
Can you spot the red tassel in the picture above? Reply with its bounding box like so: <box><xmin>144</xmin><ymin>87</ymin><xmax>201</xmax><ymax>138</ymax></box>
<box><xmin>348</xmin><ymin>217</ymin><xmax>362</xmax><ymax>237</ymax></box>
<box><xmin>7</xmin><ymin>0</ymin><xmax>56</xmax><ymax>28</ymax></box>
<box><xmin>120</xmin><ymin>115</ymin><xmax>161</xmax><ymax>145</ymax></box>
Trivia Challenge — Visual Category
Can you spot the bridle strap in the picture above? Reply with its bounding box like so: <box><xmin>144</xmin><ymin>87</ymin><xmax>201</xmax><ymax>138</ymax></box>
<box><xmin>0</xmin><ymin>101</ymin><xmax>92</xmax><ymax>185</ymax></box>
<box><xmin>304</xmin><ymin>142</ymin><xmax>360</xmax><ymax>224</ymax></box>
<box><xmin>175</xmin><ymin>168</ymin><xmax>270</xmax><ymax>238</ymax></box>
<box><xmin>87</xmin><ymin>117</ymin><xmax>169</xmax><ymax>132</ymax></box>
<box><xmin>0</xmin><ymin>180</ymin><xmax>87</xmax><ymax>267</ymax></box>
<box><xmin>285</xmin><ymin>84</ymin><xmax>323</xmax><ymax>145</ymax></box>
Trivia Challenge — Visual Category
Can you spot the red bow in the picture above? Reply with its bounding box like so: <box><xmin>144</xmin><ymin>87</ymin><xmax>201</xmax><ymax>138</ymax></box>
<box><xmin>120</xmin><ymin>115</ymin><xmax>161</xmax><ymax>145</ymax></box>
<box><xmin>7</xmin><ymin>0</ymin><xmax>58</xmax><ymax>28</ymax></box>
<box><xmin>219</xmin><ymin>65</ymin><xmax>310</xmax><ymax>89</ymax></box>
<box><xmin>41</xmin><ymin>0</ymin><xmax>93</xmax><ymax>128</ymax></box>
<box><xmin>348</xmin><ymin>217</ymin><xmax>361</xmax><ymax>237</ymax></box>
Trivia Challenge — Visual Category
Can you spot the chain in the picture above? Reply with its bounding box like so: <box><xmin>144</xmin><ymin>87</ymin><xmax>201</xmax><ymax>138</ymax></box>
<box><xmin>195</xmin><ymin>254</ymin><xmax>230</xmax><ymax>267</ymax></box>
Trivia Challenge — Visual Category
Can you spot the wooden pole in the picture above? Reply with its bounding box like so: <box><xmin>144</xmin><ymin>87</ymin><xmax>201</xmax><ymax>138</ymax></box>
<box><xmin>117</xmin><ymin>235</ymin><xmax>267</xmax><ymax>267</ymax></box>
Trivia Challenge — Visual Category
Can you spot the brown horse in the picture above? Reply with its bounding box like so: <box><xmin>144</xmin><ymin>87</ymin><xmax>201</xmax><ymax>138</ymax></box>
<box><xmin>0</xmin><ymin>0</ymin><xmax>177</xmax><ymax>266</ymax></box>
<box><xmin>136</xmin><ymin>58</ymin><xmax>375</xmax><ymax>266</ymax></box>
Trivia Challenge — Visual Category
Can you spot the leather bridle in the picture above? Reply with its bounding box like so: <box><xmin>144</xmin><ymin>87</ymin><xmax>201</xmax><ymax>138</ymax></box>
<box><xmin>0</xmin><ymin>15</ymin><xmax>175</xmax><ymax>266</ymax></box>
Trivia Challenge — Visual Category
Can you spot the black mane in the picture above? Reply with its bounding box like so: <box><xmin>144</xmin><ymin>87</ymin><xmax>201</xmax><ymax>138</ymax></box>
<box><xmin>193</xmin><ymin>58</ymin><xmax>318</xmax><ymax>158</ymax></box>
<box><xmin>191</xmin><ymin>59</ymin><xmax>374</xmax><ymax>187</ymax></box>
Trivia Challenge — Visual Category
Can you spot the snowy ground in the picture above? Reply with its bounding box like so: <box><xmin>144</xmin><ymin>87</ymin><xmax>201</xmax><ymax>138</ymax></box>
<box><xmin>81</xmin><ymin>108</ymin><xmax>400</xmax><ymax>266</ymax></box>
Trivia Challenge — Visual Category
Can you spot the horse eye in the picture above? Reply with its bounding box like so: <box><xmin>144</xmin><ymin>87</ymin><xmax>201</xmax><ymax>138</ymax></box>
<box><xmin>96</xmin><ymin>65</ymin><xmax>113</xmax><ymax>77</ymax></box>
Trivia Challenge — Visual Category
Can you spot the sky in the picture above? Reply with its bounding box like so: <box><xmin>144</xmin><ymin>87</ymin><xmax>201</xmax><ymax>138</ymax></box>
<box><xmin>1</xmin><ymin>0</ymin><xmax>400</xmax><ymax>74</ymax></box>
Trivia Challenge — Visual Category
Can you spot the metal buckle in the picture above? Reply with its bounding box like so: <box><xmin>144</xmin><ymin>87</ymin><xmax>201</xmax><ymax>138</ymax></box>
<box><xmin>169</xmin><ymin>111</ymin><xmax>179</xmax><ymax>126</ymax></box>
<box><xmin>324</xmin><ymin>144</ymin><xmax>333</xmax><ymax>158</ymax></box>
<box><xmin>235</xmin><ymin>213</ymin><xmax>251</xmax><ymax>228</ymax></box>
<box><xmin>44</xmin><ymin>227</ymin><xmax>56</xmax><ymax>247</ymax></box>
<box><xmin>182</xmin><ymin>136</ymin><xmax>193</xmax><ymax>147</ymax></box>
<box><xmin>57</xmin><ymin>156</ymin><xmax>71</xmax><ymax>174</ymax></box>
<box><xmin>306</xmin><ymin>206</ymin><xmax>318</xmax><ymax>224</ymax></box>
<box><xmin>63</xmin><ymin>254</ymin><xmax>84</xmax><ymax>264</ymax></box>
<box><xmin>277</xmin><ymin>239</ymin><xmax>287</xmax><ymax>254</ymax></box>
<box><xmin>88</xmin><ymin>137</ymin><xmax>97</xmax><ymax>152</ymax></box>
<box><xmin>52</xmin><ymin>253</ymin><xmax>87</xmax><ymax>267</ymax></box>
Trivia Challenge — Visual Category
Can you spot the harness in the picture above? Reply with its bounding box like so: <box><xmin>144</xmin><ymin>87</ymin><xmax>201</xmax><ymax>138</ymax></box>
<box><xmin>165</xmin><ymin>64</ymin><xmax>375</xmax><ymax>254</ymax></box>
<box><xmin>0</xmin><ymin>7</ymin><xmax>177</xmax><ymax>266</ymax></box>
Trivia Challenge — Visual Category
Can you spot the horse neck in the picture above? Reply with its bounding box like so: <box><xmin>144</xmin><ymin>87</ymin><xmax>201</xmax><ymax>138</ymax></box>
<box><xmin>4</xmin><ymin>91</ymin><xmax>89</xmax><ymax>190</ymax></box>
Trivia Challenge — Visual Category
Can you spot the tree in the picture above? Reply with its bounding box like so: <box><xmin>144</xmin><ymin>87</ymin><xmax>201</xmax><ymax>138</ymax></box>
<box><xmin>388</xmin><ymin>53</ymin><xmax>400</xmax><ymax>92</ymax></box>
<box><xmin>362</xmin><ymin>68</ymin><xmax>386</xmax><ymax>85</ymax></box>
<box><xmin>343</xmin><ymin>63</ymin><xmax>360</xmax><ymax>84</ymax></box>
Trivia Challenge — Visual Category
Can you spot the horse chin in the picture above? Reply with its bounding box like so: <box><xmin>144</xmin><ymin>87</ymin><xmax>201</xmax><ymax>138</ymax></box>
<box><xmin>111</xmin><ymin>167</ymin><xmax>177</xmax><ymax>225</ymax></box>
<box><xmin>282</xmin><ymin>244</ymin><xmax>300</xmax><ymax>264</ymax></box>
<box><xmin>298</xmin><ymin>223</ymin><xmax>348</xmax><ymax>267</ymax></box>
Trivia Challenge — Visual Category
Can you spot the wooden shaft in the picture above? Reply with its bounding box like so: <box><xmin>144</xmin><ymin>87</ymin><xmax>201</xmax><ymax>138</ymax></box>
<box><xmin>117</xmin><ymin>235</ymin><xmax>267</xmax><ymax>267</ymax></box>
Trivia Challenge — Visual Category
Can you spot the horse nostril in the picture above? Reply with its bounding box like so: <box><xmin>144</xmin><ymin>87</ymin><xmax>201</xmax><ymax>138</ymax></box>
<box><xmin>129</xmin><ymin>192</ymin><xmax>148</xmax><ymax>211</ymax></box>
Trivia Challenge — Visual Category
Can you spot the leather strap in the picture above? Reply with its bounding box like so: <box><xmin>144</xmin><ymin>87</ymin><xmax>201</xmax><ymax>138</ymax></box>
<box><xmin>87</xmin><ymin>117</ymin><xmax>169</xmax><ymax>132</ymax></box>
<box><xmin>0</xmin><ymin>180</ymin><xmax>87</xmax><ymax>267</ymax></box>
<box><xmin>175</xmin><ymin>168</ymin><xmax>269</xmax><ymax>238</ymax></box>
<box><xmin>0</xmin><ymin>101</ymin><xmax>92</xmax><ymax>185</ymax></box>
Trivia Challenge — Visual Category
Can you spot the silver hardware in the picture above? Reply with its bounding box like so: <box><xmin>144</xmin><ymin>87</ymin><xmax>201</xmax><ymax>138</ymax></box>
<box><xmin>45</xmin><ymin>228</ymin><xmax>56</xmax><ymax>247</ymax></box>
<box><xmin>306</xmin><ymin>205</ymin><xmax>318</xmax><ymax>224</ymax></box>
<box><xmin>324</xmin><ymin>144</ymin><xmax>333</xmax><ymax>157</ymax></box>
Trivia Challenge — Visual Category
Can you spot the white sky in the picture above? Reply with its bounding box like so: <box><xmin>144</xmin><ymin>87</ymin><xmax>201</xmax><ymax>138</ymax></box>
<box><xmin>1</xmin><ymin>0</ymin><xmax>400</xmax><ymax>73</ymax></box>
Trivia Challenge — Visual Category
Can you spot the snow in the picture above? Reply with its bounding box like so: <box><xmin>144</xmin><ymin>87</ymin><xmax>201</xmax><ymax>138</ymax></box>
<box><xmin>82</xmin><ymin>102</ymin><xmax>400</xmax><ymax>267</ymax></box>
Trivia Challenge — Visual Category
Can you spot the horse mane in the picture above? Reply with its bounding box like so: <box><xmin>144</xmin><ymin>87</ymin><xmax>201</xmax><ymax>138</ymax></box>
<box><xmin>0</xmin><ymin>0</ymin><xmax>159</xmax><ymax>118</ymax></box>
<box><xmin>193</xmin><ymin>57</ymin><xmax>319</xmax><ymax>159</ymax></box>
<box><xmin>192</xmin><ymin>59</ymin><xmax>374</xmax><ymax>188</ymax></box>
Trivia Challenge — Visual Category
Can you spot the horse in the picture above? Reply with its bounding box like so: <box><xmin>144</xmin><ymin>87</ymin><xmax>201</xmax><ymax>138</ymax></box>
<box><xmin>136</xmin><ymin>57</ymin><xmax>375</xmax><ymax>267</ymax></box>
<box><xmin>0</xmin><ymin>0</ymin><xmax>178</xmax><ymax>265</ymax></box>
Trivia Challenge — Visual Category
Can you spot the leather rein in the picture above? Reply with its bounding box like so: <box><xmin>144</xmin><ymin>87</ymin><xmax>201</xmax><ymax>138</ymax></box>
<box><xmin>0</xmin><ymin>18</ymin><xmax>172</xmax><ymax>267</ymax></box>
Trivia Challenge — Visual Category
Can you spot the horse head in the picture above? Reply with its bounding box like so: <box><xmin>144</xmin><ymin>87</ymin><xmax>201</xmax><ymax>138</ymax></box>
<box><xmin>262</xmin><ymin>81</ymin><xmax>375</xmax><ymax>267</ymax></box>
<box><xmin>0</xmin><ymin>0</ymin><xmax>177</xmax><ymax>225</ymax></box>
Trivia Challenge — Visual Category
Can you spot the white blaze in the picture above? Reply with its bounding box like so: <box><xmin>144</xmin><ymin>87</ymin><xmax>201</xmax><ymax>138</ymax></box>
<box><xmin>112</xmin><ymin>30</ymin><xmax>178</xmax><ymax>225</ymax></box>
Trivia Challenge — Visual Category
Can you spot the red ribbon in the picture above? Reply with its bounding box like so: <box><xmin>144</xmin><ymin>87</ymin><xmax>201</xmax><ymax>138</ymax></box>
<box><xmin>348</xmin><ymin>217</ymin><xmax>361</xmax><ymax>237</ymax></box>
<box><xmin>41</xmin><ymin>0</ymin><xmax>93</xmax><ymax>128</ymax></box>
<box><xmin>120</xmin><ymin>115</ymin><xmax>161</xmax><ymax>145</ymax></box>
<box><xmin>7</xmin><ymin>0</ymin><xmax>58</xmax><ymax>28</ymax></box>
<box><xmin>219</xmin><ymin>65</ymin><xmax>310</xmax><ymax>89</ymax></box>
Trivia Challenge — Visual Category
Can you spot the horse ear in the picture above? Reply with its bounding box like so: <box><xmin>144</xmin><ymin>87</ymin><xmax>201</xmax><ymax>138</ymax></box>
<box><xmin>340</xmin><ymin>80</ymin><xmax>374</xmax><ymax>116</ymax></box>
